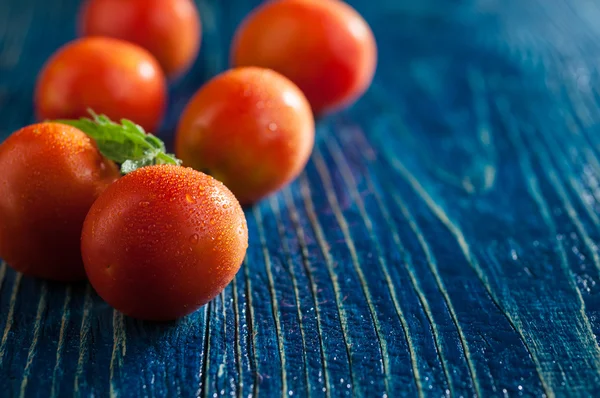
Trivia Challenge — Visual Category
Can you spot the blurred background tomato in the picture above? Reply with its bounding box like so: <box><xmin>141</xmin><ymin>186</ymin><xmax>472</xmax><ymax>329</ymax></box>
<box><xmin>0</xmin><ymin>0</ymin><xmax>379</xmax><ymax>146</ymax></box>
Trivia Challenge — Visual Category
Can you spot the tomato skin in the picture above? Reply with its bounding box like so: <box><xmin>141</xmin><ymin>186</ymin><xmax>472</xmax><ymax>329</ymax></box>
<box><xmin>81</xmin><ymin>165</ymin><xmax>248</xmax><ymax>321</ymax></box>
<box><xmin>0</xmin><ymin>123</ymin><xmax>120</xmax><ymax>281</ymax></box>
<box><xmin>175</xmin><ymin>67</ymin><xmax>315</xmax><ymax>205</ymax></box>
<box><xmin>79</xmin><ymin>0</ymin><xmax>201</xmax><ymax>79</ymax></box>
<box><xmin>231</xmin><ymin>0</ymin><xmax>377</xmax><ymax>115</ymax></box>
<box><xmin>35</xmin><ymin>37</ymin><xmax>167</xmax><ymax>132</ymax></box>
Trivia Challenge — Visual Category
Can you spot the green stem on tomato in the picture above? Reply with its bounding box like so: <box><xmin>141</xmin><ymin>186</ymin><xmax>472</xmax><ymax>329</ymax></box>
<box><xmin>55</xmin><ymin>109</ymin><xmax>182</xmax><ymax>174</ymax></box>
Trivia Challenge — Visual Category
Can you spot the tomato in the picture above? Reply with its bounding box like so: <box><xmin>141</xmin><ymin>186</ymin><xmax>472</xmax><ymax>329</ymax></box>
<box><xmin>79</xmin><ymin>0</ymin><xmax>201</xmax><ymax>79</ymax></box>
<box><xmin>35</xmin><ymin>37</ymin><xmax>167</xmax><ymax>132</ymax></box>
<box><xmin>175</xmin><ymin>67</ymin><xmax>314</xmax><ymax>205</ymax></box>
<box><xmin>0</xmin><ymin>123</ymin><xmax>120</xmax><ymax>281</ymax></box>
<box><xmin>231</xmin><ymin>0</ymin><xmax>377</xmax><ymax>115</ymax></box>
<box><xmin>81</xmin><ymin>165</ymin><xmax>248</xmax><ymax>321</ymax></box>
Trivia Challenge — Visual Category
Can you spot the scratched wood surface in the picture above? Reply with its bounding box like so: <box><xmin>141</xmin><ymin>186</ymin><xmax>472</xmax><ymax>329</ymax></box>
<box><xmin>1</xmin><ymin>0</ymin><xmax>600</xmax><ymax>396</ymax></box>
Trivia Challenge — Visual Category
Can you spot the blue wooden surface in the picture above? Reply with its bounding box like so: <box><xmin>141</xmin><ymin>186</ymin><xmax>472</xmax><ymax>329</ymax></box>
<box><xmin>2</xmin><ymin>0</ymin><xmax>600</xmax><ymax>396</ymax></box>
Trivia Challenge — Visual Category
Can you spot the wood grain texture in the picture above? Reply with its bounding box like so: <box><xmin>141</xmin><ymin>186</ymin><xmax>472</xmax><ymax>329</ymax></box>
<box><xmin>2</xmin><ymin>0</ymin><xmax>600</xmax><ymax>396</ymax></box>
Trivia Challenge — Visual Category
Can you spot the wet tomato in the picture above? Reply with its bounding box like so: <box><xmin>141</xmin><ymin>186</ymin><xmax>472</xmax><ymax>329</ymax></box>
<box><xmin>79</xmin><ymin>0</ymin><xmax>201</xmax><ymax>78</ymax></box>
<box><xmin>0</xmin><ymin>123</ymin><xmax>120</xmax><ymax>281</ymax></box>
<box><xmin>175</xmin><ymin>67</ymin><xmax>314</xmax><ymax>205</ymax></box>
<box><xmin>231</xmin><ymin>0</ymin><xmax>377</xmax><ymax>115</ymax></box>
<box><xmin>81</xmin><ymin>165</ymin><xmax>248</xmax><ymax>321</ymax></box>
<box><xmin>35</xmin><ymin>37</ymin><xmax>167</xmax><ymax>132</ymax></box>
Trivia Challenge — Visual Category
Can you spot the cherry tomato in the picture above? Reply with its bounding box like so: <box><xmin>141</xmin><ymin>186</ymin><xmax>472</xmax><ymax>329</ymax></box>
<box><xmin>81</xmin><ymin>165</ymin><xmax>248</xmax><ymax>321</ymax></box>
<box><xmin>79</xmin><ymin>0</ymin><xmax>201</xmax><ymax>79</ymax></box>
<box><xmin>175</xmin><ymin>67</ymin><xmax>314</xmax><ymax>205</ymax></box>
<box><xmin>35</xmin><ymin>37</ymin><xmax>167</xmax><ymax>132</ymax></box>
<box><xmin>0</xmin><ymin>123</ymin><xmax>120</xmax><ymax>281</ymax></box>
<box><xmin>231</xmin><ymin>0</ymin><xmax>377</xmax><ymax>115</ymax></box>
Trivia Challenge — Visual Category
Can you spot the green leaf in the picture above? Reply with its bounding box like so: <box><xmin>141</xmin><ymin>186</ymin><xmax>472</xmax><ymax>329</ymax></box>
<box><xmin>55</xmin><ymin>109</ymin><xmax>182</xmax><ymax>174</ymax></box>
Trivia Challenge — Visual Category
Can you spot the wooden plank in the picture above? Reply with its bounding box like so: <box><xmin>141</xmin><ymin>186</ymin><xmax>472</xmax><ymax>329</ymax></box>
<box><xmin>2</xmin><ymin>0</ymin><xmax>600</xmax><ymax>396</ymax></box>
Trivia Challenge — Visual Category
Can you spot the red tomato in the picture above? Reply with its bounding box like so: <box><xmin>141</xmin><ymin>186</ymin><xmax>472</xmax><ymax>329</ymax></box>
<box><xmin>35</xmin><ymin>37</ymin><xmax>167</xmax><ymax>132</ymax></box>
<box><xmin>231</xmin><ymin>0</ymin><xmax>377</xmax><ymax>115</ymax></box>
<box><xmin>81</xmin><ymin>165</ymin><xmax>248</xmax><ymax>321</ymax></box>
<box><xmin>79</xmin><ymin>0</ymin><xmax>201</xmax><ymax>79</ymax></box>
<box><xmin>0</xmin><ymin>123</ymin><xmax>120</xmax><ymax>281</ymax></box>
<box><xmin>175</xmin><ymin>67</ymin><xmax>315</xmax><ymax>205</ymax></box>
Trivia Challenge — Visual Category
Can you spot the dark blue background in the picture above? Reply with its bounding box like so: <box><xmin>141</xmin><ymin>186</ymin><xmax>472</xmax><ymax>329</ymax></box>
<box><xmin>1</xmin><ymin>0</ymin><xmax>600</xmax><ymax>396</ymax></box>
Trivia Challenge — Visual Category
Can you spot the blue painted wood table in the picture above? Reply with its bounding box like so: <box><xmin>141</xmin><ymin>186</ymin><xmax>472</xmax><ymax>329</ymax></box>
<box><xmin>2</xmin><ymin>0</ymin><xmax>600</xmax><ymax>396</ymax></box>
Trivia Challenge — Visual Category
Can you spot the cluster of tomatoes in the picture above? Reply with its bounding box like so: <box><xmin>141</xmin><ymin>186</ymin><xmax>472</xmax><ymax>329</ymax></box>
<box><xmin>0</xmin><ymin>0</ymin><xmax>376</xmax><ymax>321</ymax></box>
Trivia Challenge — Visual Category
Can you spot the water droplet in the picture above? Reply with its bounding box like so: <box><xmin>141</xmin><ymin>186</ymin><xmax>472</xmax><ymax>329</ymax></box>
<box><xmin>268</xmin><ymin>123</ymin><xmax>278</xmax><ymax>132</ymax></box>
<box><xmin>189</xmin><ymin>234</ymin><xmax>199</xmax><ymax>245</ymax></box>
<box><xmin>186</xmin><ymin>194</ymin><xmax>195</xmax><ymax>203</ymax></box>
<box><xmin>139</xmin><ymin>201</ymin><xmax>150</xmax><ymax>207</ymax></box>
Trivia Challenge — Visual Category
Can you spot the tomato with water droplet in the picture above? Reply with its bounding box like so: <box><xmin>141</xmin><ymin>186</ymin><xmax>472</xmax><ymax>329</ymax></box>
<box><xmin>175</xmin><ymin>67</ymin><xmax>315</xmax><ymax>205</ymax></box>
<box><xmin>0</xmin><ymin>122</ymin><xmax>120</xmax><ymax>281</ymax></box>
<box><xmin>81</xmin><ymin>165</ymin><xmax>248</xmax><ymax>321</ymax></box>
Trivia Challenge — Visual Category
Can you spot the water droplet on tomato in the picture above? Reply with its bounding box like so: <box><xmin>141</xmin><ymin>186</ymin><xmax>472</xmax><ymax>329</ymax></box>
<box><xmin>186</xmin><ymin>194</ymin><xmax>195</xmax><ymax>204</ymax></box>
<box><xmin>189</xmin><ymin>233</ymin><xmax>199</xmax><ymax>245</ymax></box>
